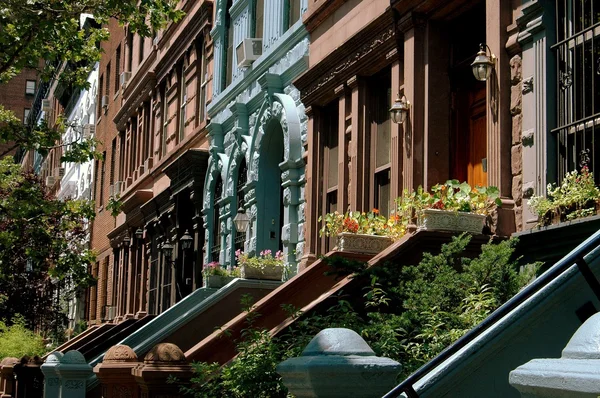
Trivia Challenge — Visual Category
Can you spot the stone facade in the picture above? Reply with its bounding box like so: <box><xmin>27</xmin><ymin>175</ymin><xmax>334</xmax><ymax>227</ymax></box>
<box><xmin>203</xmin><ymin>0</ymin><xmax>309</xmax><ymax>273</ymax></box>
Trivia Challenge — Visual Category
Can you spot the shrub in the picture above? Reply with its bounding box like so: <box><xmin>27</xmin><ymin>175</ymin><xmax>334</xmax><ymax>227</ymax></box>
<box><xmin>0</xmin><ymin>316</ymin><xmax>46</xmax><ymax>359</ymax></box>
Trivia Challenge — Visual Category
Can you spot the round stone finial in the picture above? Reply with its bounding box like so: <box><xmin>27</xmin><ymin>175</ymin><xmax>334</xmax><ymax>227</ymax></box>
<box><xmin>104</xmin><ymin>345</ymin><xmax>138</xmax><ymax>363</ymax></box>
<box><xmin>301</xmin><ymin>328</ymin><xmax>375</xmax><ymax>357</ymax></box>
<box><xmin>46</xmin><ymin>352</ymin><xmax>64</xmax><ymax>363</ymax></box>
<box><xmin>562</xmin><ymin>312</ymin><xmax>600</xmax><ymax>359</ymax></box>
<box><xmin>144</xmin><ymin>343</ymin><xmax>186</xmax><ymax>364</ymax></box>
<box><xmin>1</xmin><ymin>357</ymin><xmax>18</xmax><ymax>365</ymax></box>
<box><xmin>61</xmin><ymin>350</ymin><xmax>86</xmax><ymax>364</ymax></box>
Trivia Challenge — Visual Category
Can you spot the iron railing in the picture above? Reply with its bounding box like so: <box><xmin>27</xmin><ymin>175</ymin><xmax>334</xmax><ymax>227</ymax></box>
<box><xmin>551</xmin><ymin>0</ymin><xmax>600</xmax><ymax>182</ymax></box>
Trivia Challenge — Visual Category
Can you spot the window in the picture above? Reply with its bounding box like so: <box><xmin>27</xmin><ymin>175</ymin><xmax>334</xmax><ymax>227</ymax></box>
<box><xmin>160</xmin><ymin>243</ymin><xmax>172</xmax><ymax>313</ymax></box>
<box><xmin>139</xmin><ymin>35</ymin><xmax>145</xmax><ymax>65</ymax></box>
<box><xmin>198</xmin><ymin>38</ymin><xmax>208</xmax><ymax>123</ymax></box>
<box><xmin>23</xmin><ymin>108</ymin><xmax>30</xmax><ymax>124</ymax></box>
<box><xmin>211</xmin><ymin>176</ymin><xmax>223</xmax><ymax>262</ymax></box>
<box><xmin>235</xmin><ymin>159</ymin><xmax>248</xmax><ymax>252</ymax></box>
<box><xmin>321</xmin><ymin>102</ymin><xmax>339</xmax><ymax>252</ymax></box>
<box><xmin>161</xmin><ymin>83</ymin><xmax>168</xmax><ymax>157</ymax></box>
<box><xmin>127</xmin><ymin>31</ymin><xmax>134</xmax><ymax>71</ymax></box>
<box><xmin>287</xmin><ymin>0</ymin><xmax>301</xmax><ymax>29</ymax></box>
<box><xmin>25</xmin><ymin>80</ymin><xmax>36</xmax><ymax>95</ymax></box>
<box><xmin>110</xmin><ymin>139</ymin><xmax>116</xmax><ymax>185</ymax></box>
<box><xmin>105</xmin><ymin>62</ymin><xmax>111</xmax><ymax>99</ymax></box>
<box><xmin>370</xmin><ymin>71</ymin><xmax>392</xmax><ymax>217</ymax></box>
<box><xmin>225</xmin><ymin>0</ymin><xmax>234</xmax><ymax>87</ymax></box>
<box><xmin>115</xmin><ymin>45</ymin><xmax>121</xmax><ymax>92</ymax></box>
<box><xmin>97</xmin><ymin>75</ymin><xmax>104</xmax><ymax>118</ymax></box>
<box><xmin>179</xmin><ymin>63</ymin><xmax>187</xmax><ymax>142</ymax></box>
<box><xmin>554</xmin><ymin>1</ymin><xmax>600</xmax><ymax>182</ymax></box>
<box><xmin>100</xmin><ymin>151</ymin><xmax>106</xmax><ymax>206</ymax></box>
<box><xmin>93</xmin><ymin>159</ymin><xmax>99</xmax><ymax>201</ymax></box>
<box><xmin>148</xmin><ymin>234</ymin><xmax>159</xmax><ymax>315</ymax></box>
<box><xmin>255</xmin><ymin>0</ymin><xmax>264</xmax><ymax>39</ymax></box>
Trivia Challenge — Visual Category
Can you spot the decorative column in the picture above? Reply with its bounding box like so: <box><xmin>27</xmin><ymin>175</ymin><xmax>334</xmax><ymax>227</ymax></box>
<box><xmin>277</xmin><ymin>328</ymin><xmax>401</xmax><ymax>397</ymax></box>
<box><xmin>400</xmin><ymin>13</ymin><xmax>425</xmax><ymax>191</ymax></box>
<box><xmin>0</xmin><ymin>357</ymin><xmax>18</xmax><ymax>398</ymax></box>
<box><xmin>335</xmin><ymin>85</ymin><xmax>349</xmax><ymax>214</ymax></box>
<box><xmin>347</xmin><ymin>76</ymin><xmax>368</xmax><ymax>211</ymax></box>
<box><xmin>94</xmin><ymin>345</ymin><xmax>140</xmax><ymax>398</ymax></box>
<box><xmin>132</xmin><ymin>343</ymin><xmax>193</xmax><ymax>398</ymax></box>
<box><xmin>263</xmin><ymin>0</ymin><xmax>285</xmax><ymax>52</ymax></box>
<box><xmin>55</xmin><ymin>351</ymin><xmax>93</xmax><ymax>398</ymax></box>
<box><xmin>41</xmin><ymin>352</ymin><xmax>63</xmax><ymax>398</ymax></box>
<box><xmin>210</xmin><ymin>0</ymin><xmax>227</xmax><ymax>97</ymax></box>
<box><xmin>509</xmin><ymin>312</ymin><xmax>600</xmax><ymax>397</ymax></box>
<box><xmin>299</xmin><ymin>106</ymin><xmax>318</xmax><ymax>270</ymax></box>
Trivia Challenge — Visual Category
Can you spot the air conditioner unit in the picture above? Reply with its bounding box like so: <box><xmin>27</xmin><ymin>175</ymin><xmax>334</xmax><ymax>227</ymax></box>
<box><xmin>101</xmin><ymin>95</ymin><xmax>109</xmax><ymax>109</ymax></box>
<box><xmin>108</xmin><ymin>184</ymin><xmax>114</xmax><ymax>197</ymax></box>
<box><xmin>104</xmin><ymin>305</ymin><xmax>116</xmax><ymax>321</ymax></box>
<box><xmin>42</xmin><ymin>99</ymin><xmax>52</xmax><ymax>113</ymax></box>
<box><xmin>236</xmin><ymin>38</ymin><xmax>263</xmax><ymax>68</ymax></box>
<box><xmin>82</xmin><ymin>124</ymin><xmax>95</xmax><ymax>139</ymax></box>
<box><xmin>45</xmin><ymin>176</ymin><xmax>56</xmax><ymax>186</ymax></box>
<box><xmin>119</xmin><ymin>71</ymin><xmax>132</xmax><ymax>89</ymax></box>
<box><xmin>54</xmin><ymin>167</ymin><xmax>65</xmax><ymax>178</ymax></box>
<box><xmin>114</xmin><ymin>181</ymin><xmax>123</xmax><ymax>196</ymax></box>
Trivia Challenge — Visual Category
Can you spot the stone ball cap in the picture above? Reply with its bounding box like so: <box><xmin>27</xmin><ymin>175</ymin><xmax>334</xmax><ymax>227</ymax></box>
<box><xmin>104</xmin><ymin>345</ymin><xmax>138</xmax><ymax>363</ymax></box>
<box><xmin>46</xmin><ymin>352</ymin><xmax>64</xmax><ymax>363</ymax></box>
<box><xmin>562</xmin><ymin>312</ymin><xmax>600</xmax><ymax>359</ymax></box>
<box><xmin>1</xmin><ymin>357</ymin><xmax>18</xmax><ymax>365</ymax></box>
<box><xmin>62</xmin><ymin>350</ymin><xmax>86</xmax><ymax>364</ymax></box>
<box><xmin>144</xmin><ymin>343</ymin><xmax>186</xmax><ymax>364</ymax></box>
<box><xmin>301</xmin><ymin>328</ymin><xmax>376</xmax><ymax>357</ymax></box>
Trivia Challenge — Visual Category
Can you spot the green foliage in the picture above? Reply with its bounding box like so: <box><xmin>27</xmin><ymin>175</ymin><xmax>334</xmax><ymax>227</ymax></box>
<box><xmin>0</xmin><ymin>316</ymin><xmax>46</xmax><ymax>359</ymax></box>
<box><xmin>528</xmin><ymin>166</ymin><xmax>600</xmax><ymax>226</ymax></box>
<box><xmin>185</xmin><ymin>235</ymin><xmax>540</xmax><ymax>396</ymax></box>
<box><xmin>0</xmin><ymin>157</ymin><xmax>96</xmax><ymax>332</ymax></box>
<box><xmin>106</xmin><ymin>194</ymin><xmax>123</xmax><ymax>217</ymax></box>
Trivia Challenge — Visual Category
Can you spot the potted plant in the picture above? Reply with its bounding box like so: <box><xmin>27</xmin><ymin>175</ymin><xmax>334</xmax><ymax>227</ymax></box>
<box><xmin>318</xmin><ymin>210</ymin><xmax>405</xmax><ymax>254</ymax></box>
<box><xmin>405</xmin><ymin>180</ymin><xmax>501</xmax><ymax>234</ymax></box>
<box><xmin>236</xmin><ymin>249</ymin><xmax>284</xmax><ymax>281</ymax></box>
<box><xmin>202</xmin><ymin>262</ymin><xmax>237</xmax><ymax>288</ymax></box>
<box><xmin>528</xmin><ymin>166</ymin><xmax>600</xmax><ymax>227</ymax></box>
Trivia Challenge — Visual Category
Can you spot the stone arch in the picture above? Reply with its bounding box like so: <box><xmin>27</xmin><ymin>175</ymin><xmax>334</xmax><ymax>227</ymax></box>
<box><xmin>224</xmin><ymin>137</ymin><xmax>250</xmax><ymax>263</ymax></box>
<box><xmin>202</xmin><ymin>152</ymin><xmax>229</xmax><ymax>264</ymax></box>
<box><xmin>247</xmin><ymin>93</ymin><xmax>305</xmax><ymax>273</ymax></box>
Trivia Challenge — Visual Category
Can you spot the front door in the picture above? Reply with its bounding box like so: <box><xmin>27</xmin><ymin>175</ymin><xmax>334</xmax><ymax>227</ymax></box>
<box><xmin>451</xmin><ymin>82</ymin><xmax>487</xmax><ymax>187</ymax></box>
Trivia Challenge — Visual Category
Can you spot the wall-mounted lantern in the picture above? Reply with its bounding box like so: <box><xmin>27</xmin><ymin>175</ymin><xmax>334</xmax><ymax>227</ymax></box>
<box><xmin>180</xmin><ymin>230</ymin><xmax>193</xmax><ymax>251</ymax></box>
<box><xmin>471</xmin><ymin>43</ymin><xmax>496</xmax><ymax>82</ymax></box>
<box><xmin>233</xmin><ymin>207</ymin><xmax>250</xmax><ymax>232</ymax></box>
<box><xmin>135</xmin><ymin>228</ymin><xmax>143</xmax><ymax>240</ymax></box>
<box><xmin>389</xmin><ymin>94</ymin><xmax>410</xmax><ymax>124</ymax></box>
<box><xmin>161</xmin><ymin>242</ymin><xmax>174</xmax><ymax>260</ymax></box>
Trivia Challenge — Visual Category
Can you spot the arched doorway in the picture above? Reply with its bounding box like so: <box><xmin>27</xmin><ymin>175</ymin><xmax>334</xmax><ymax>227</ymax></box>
<box><xmin>257</xmin><ymin>120</ymin><xmax>284</xmax><ymax>254</ymax></box>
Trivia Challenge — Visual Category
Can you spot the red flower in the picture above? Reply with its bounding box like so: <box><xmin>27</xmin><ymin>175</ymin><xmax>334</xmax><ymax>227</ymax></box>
<box><xmin>372</xmin><ymin>208</ymin><xmax>379</xmax><ymax>214</ymax></box>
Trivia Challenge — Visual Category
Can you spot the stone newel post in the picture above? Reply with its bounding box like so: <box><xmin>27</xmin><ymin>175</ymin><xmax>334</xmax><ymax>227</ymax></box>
<box><xmin>94</xmin><ymin>345</ymin><xmax>140</xmax><ymax>398</ymax></box>
<box><xmin>56</xmin><ymin>351</ymin><xmax>93</xmax><ymax>398</ymax></box>
<box><xmin>509</xmin><ymin>312</ymin><xmax>600</xmax><ymax>397</ymax></box>
<box><xmin>41</xmin><ymin>352</ymin><xmax>63</xmax><ymax>398</ymax></box>
<box><xmin>276</xmin><ymin>328</ymin><xmax>401</xmax><ymax>398</ymax></box>
<box><xmin>0</xmin><ymin>357</ymin><xmax>18</xmax><ymax>398</ymax></box>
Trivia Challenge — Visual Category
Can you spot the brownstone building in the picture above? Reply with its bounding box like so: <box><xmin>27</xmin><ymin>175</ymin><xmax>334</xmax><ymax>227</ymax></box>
<box><xmin>0</xmin><ymin>69</ymin><xmax>38</xmax><ymax>159</ymax></box>
<box><xmin>88</xmin><ymin>1</ymin><xmax>214</xmax><ymax>323</ymax></box>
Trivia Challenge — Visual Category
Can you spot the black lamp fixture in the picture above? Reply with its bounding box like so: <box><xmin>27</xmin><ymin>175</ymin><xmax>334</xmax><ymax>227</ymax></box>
<box><xmin>471</xmin><ymin>43</ymin><xmax>496</xmax><ymax>82</ymax></box>
<box><xmin>135</xmin><ymin>228</ymin><xmax>144</xmax><ymax>240</ymax></box>
<box><xmin>161</xmin><ymin>241</ymin><xmax>174</xmax><ymax>260</ymax></box>
<box><xmin>122</xmin><ymin>235</ymin><xmax>131</xmax><ymax>247</ymax></box>
<box><xmin>180</xmin><ymin>230</ymin><xmax>193</xmax><ymax>250</ymax></box>
<box><xmin>233</xmin><ymin>206</ymin><xmax>250</xmax><ymax>233</ymax></box>
<box><xmin>389</xmin><ymin>94</ymin><xmax>410</xmax><ymax>124</ymax></box>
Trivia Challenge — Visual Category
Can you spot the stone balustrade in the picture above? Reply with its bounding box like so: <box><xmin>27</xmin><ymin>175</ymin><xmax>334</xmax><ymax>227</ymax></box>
<box><xmin>510</xmin><ymin>312</ymin><xmax>600</xmax><ymax>397</ymax></box>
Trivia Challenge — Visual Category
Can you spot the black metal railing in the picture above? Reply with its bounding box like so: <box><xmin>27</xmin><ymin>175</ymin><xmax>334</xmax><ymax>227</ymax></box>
<box><xmin>383</xmin><ymin>229</ymin><xmax>600</xmax><ymax>398</ymax></box>
<box><xmin>552</xmin><ymin>1</ymin><xmax>600</xmax><ymax>182</ymax></box>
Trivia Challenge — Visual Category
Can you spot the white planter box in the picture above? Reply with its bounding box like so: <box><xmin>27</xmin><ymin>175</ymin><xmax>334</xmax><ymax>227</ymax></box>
<box><xmin>420</xmin><ymin>209</ymin><xmax>486</xmax><ymax>234</ymax></box>
<box><xmin>240</xmin><ymin>264</ymin><xmax>283</xmax><ymax>281</ymax></box>
<box><xmin>204</xmin><ymin>275</ymin><xmax>235</xmax><ymax>288</ymax></box>
<box><xmin>336</xmin><ymin>233</ymin><xmax>393</xmax><ymax>255</ymax></box>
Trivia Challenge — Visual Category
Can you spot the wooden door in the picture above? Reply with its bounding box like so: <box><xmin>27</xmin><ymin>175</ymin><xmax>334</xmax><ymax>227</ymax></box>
<box><xmin>468</xmin><ymin>87</ymin><xmax>487</xmax><ymax>187</ymax></box>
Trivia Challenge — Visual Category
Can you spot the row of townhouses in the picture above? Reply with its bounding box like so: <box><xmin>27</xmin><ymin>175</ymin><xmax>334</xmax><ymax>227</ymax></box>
<box><xmin>6</xmin><ymin>0</ymin><xmax>600</xmax><ymax>397</ymax></box>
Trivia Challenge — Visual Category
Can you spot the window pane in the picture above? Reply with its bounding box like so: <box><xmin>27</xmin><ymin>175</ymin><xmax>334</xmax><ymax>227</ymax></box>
<box><xmin>288</xmin><ymin>0</ymin><xmax>301</xmax><ymax>29</ymax></box>
<box><xmin>256</xmin><ymin>0</ymin><xmax>264</xmax><ymax>39</ymax></box>
<box><xmin>375</xmin><ymin>169</ymin><xmax>390</xmax><ymax>217</ymax></box>
<box><xmin>376</xmin><ymin>88</ymin><xmax>391</xmax><ymax>168</ymax></box>
<box><xmin>25</xmin><ymin>80</ymin><xmax>36</xmax><ymax>95</ymax></box>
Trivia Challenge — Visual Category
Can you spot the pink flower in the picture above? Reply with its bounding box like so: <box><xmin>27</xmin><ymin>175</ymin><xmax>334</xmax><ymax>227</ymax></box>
<box><xmin>235</xmin><ymin>249</ymin><xmax>242</xmax><ymax>259</ymax></box>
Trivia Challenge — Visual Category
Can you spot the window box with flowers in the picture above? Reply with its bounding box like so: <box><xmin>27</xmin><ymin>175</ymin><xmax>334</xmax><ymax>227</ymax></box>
<box><xmin>404</xmin><ymin>180</ymin><xmax>502</xmax><ymax>234</ymax></box>
<box><xmin>236</xmin><ymin>249</ymin><xmax>284</xmax><ymax>281</ymax></box>
<box><xmin>202</xmin><ymin>262</ymin><xmax>239</xmax><ymax>288</ymax></box>
<box><xmin>318</xmin><ymin>210</ymin><xmax>404</xmax><ymax>254</ymax></box>
<box><xmin>528</xmin><ymin>166</ymin><xmax>600</xmax><ymax>227</ymax></box>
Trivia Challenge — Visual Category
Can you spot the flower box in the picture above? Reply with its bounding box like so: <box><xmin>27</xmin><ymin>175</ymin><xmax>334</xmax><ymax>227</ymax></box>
<box><xmin>419</xmin><ymin>209</ymin><xmax>485</xmax><ymax>234</ymax></box>
<box><xmin>336</xmin><ymin>232</ymin><xmax>393</xmax><ymax>255</ymax></box>
<box><xmin>240</xmin><ymin>264</ymin><xmax>283</xmax><ymax>281</ymax></box>
<box><xmin>204</xmin><ymin>275</ymin><xmax>236</xmax><ymax>288</ymax></box>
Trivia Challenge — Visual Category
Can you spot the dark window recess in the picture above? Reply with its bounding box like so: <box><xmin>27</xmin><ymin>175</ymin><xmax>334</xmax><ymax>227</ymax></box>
<box><xmin>235</xmin><ymin>159</ymin><xmax>248</xmax><ymax>252</ymax></box>
<box><xmin>212</xmin><ymin>177</ymin><xmax>223</xmax><ymax>262</ymax></box>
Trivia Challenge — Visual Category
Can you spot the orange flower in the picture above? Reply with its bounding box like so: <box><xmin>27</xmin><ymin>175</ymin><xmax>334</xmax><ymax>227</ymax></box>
<box><xmin>372</xmin><ymin>208</ymin><xmax>379</xmax><ymax>214</ymax></box>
